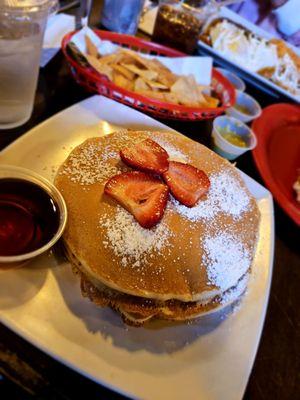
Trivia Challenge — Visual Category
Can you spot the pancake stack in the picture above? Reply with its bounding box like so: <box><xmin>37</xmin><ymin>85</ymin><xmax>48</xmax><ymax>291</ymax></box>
<box><xmin>55</xmin><ymin>130</ymin><xmax>260</xmax><ymax>326</ymax></box>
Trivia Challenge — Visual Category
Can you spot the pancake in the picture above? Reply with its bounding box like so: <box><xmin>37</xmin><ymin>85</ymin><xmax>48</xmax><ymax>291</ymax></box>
<box><xmin>66</xmin><ymin>243</ymin><xmax>249</xmax><ymax>326</ymax></box>
<box><xmin>55</xmin><ymin>129</ymin><xmax>260</xmax><ymax>325</ymax></box>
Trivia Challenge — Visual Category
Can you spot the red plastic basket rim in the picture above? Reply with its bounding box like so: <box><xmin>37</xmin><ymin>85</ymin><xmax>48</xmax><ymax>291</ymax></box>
<box><xmin>61</xmin><ymin>29</ymin><xmax>236</xmax><ymax>114</ymax></box>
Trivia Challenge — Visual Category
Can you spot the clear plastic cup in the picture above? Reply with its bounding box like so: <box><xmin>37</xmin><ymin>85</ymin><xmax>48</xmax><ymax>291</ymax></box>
<box><xmin>0</xmin><ymin>165</ymin><xmax>67</xmax><ymax>269</ymax></box>
<box><xmin>225</xmin><ymin>90</ymin><xmax>262</xmax><ymax>123</ymax></box>
<box><xmin>216</xmin><ymin>68</ymin><xmax>246</xmax><ymax>92</ymax></box>
<box><xmin>212</xmin><ymin>116</ymin><xmax>257</xmax><ymax>160</ymax></box>
<box><xmin>0</xmin><ymin>0</ymin><xmax>57</xmax><ymax>129</ymax></box>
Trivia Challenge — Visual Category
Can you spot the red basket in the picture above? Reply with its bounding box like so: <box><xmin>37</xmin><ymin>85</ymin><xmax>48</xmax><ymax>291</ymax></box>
<box><xmin>61</xmin><ymin>30</ymin><xmax>236</xmax><ymax>121</ymax></box>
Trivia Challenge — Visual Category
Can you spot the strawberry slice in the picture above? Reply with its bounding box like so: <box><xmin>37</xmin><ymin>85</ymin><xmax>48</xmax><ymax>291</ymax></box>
<box><xmin>120</xmin><ymin>138</ymin><xmax>169</xmax><ymax>174</ymax></box>
<box><xmin>162</xmin><ymin>161</ymin><xmax>210</xmax><ymax>207</ymax></box>
<box><xmin>104</xmin><ymin>171</ymin><xmax>169</xmax><ymax>228</ymax></box>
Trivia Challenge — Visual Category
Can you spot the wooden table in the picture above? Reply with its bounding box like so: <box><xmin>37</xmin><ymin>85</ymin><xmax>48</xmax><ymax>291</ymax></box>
<box><xmin>1</xmin><ymin>13</ymin><xmax>300</xmax><ymax>400</ymax></box>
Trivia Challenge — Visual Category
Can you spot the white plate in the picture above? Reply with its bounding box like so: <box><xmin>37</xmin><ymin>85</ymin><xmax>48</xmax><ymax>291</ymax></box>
<box><xmin>0</xmin><ymin>96</ymin><xmax>274</xmax><ymax>400</ymax></box>
<box><xmin>139</xmin><ymin>6</ymin><xmax>299</xmax><ymax>103</ymax></box>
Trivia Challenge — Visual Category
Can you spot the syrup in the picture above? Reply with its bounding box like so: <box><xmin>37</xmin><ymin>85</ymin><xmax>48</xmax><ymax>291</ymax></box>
<box><xmin>0</xmin><ymin>178</ymin><xmax>60</xmax><ymax>256</ymax></box>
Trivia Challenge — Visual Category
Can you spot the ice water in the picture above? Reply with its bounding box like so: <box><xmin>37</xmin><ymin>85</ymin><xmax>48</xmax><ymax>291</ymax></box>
<box><xmin>0</xmin><ymin>15</ymin><xmax>47</xmax><ymax>129</ymax></box>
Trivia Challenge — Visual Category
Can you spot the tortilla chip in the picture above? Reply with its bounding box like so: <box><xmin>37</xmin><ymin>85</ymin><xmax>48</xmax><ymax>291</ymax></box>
<box><xmin>97</xmin><ymin>52</ymin><xmax>121</xmax><ymax>65</ymax></box>
<box><xmin>196</xmin><ymin>85</ymin><xmax>208</xmax><ymax>104</ymax></box>
<box><xmin>171</xmin><ymin>76</ymin><xmax>199</xmax><ymax>106</ymax></box>
<box><xmin>86</xmin><ymin>55</ymin><xmax>113</xmax><ymax>80</ymax></box>
<box><xmin>136</xmin><ymin>90</ymin><xmax>165</xmax><ymax>100</ymax></box>
<box><xmin>134</xmin><ymin>77</ymin><xmax>150</xmax><ymax>92</ymax></box>
<box><xmin>202</xmin><ymin>94</ymin><xmax>219</xmax><ymax>108</ymax></box>
<box><xmin>118</xmin><ymin>49</ymin><xmax>151</xmax><ymax>69</ymax></box>
<box><xmin>148</xmin><ymin>58</ymin><xmax>171</xmax><ymax>73</ymax></box>
<box><xmin>144</xmin><ymin>59</ymin><xmax>178</xmax><ymax>87</ymax></box>
<box><xmin>143</xmin><ymin>79</ymin><xmax>168</xmax><ymax>90</ymax></box>
<box><xmin>163</xmin><ymin>92</ymin><xmax>179</xmax><ymax>104</ymax></box>
<box><xmin>187</xmin><ymin>74</ymin><xmax>202</xmax><ymax>94</ymax></box>
<box><xmin>110</xmin><ymin>63</ymin><xmax>136</xmax><ymax>80</ymax></box>
<box><xmin>157</xmin><ymin>70</ymin><xmax>178</xmax><ymax>87</ymax></box>
<box><xmin>85</xmin><ymin>35</ymin><xmax>99</xmax><ymax>58</ymax></box>
<box><xmin>122</xmin><ymin>63</ymin><xmax>158</xmax><ymax>81</ymax></box>
<box><xmin>113</xmin><ymin>71</ymin><xmax>134</xmax><ymax>90</ymax></box>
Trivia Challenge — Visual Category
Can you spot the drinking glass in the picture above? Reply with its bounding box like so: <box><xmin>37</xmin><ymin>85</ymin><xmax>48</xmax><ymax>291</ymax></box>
<box><xmin>0</xmin><ymin>0</ymin><xmax>57</xmax><ymax>129</ymax></box>
<box><xmin>100</xmin><ymin>0</ymin><xmax>145</xmax><ymax>35</ymax></box>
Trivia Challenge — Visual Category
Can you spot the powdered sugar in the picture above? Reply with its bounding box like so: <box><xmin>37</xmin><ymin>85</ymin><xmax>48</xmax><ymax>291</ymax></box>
<box><xmin>100</xmin><ymin>206</ymin><xmax>172</xmax><ymax>267</ymax></box>
<box><xmin>170</xmin><ymin>171</ymin><xmax>251</xmax><ymax>221</ymax></box>
<box><xmin>59</xmin><ymin>132</ymin><xmax>191</xmax><ymax>185</ymax></box>
<box><xmin>220</xmin><ymin>273</ymin><xmax>249</xmax><ymax>305</ymax></box>
<box><xmin>149</xmin><ymin>135</ymin><xmax>189</xmax><ymax>163</ymax></box>
<box><xmin>101</xmin><ymin>146</ymin><xmax>119</xmax><ymax>162</ymax></box>
<box><xmin>202</xmin><ymin>232</ymin><xmax>251</xmax><ymax>291</ymax></box>
<box><xmin>60</xmin><ymin>142</ymin><xmax>123</xmax><ymax>185</ymax></box>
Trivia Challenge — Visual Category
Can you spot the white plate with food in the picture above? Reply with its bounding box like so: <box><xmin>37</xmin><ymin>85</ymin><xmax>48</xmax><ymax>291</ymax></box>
<box><xmin>199</xmin><ymin>7</ymin><xmax>300</xmax><ymax>102</ymax></box>
<box><xmin>139</xmin><ymin>6</ymin><xmax>300</xmax><ymax>102</ymax></box>
<box><xmin>0</xmin><ymin>95</ymin><xmax>274</xmax><ymax>400</ymax></box>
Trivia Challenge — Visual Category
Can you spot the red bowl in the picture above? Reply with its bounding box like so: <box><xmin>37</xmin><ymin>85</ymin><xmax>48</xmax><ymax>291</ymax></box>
<box><xmin>252</xmin><ymin>103</ymin><xmax>300</xmax><ymax>225</ymax></box>
<box><xmin>61</xmin><ymin>30</ymin><xmax>235</xmax><ymax>121</ymax></box>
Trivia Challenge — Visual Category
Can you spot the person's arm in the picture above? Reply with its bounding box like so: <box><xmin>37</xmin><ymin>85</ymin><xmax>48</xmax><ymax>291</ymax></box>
<box><xmin>270</xmin><ymin>0</ymin><xmax>288</xmax><ymax>8</ymax></box>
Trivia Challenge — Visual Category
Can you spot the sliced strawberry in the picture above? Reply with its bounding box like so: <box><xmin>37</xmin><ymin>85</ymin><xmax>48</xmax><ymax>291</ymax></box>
<box><xmin>120</xmin><ymin>138</ymin><xmax>169</xmax><ymax>174</ymax></box>
<box><xmin>104</xmin><ymin>171</ymin><xmax>169</xmax><ymax>228</ymax></box>
<box><xmin>162</xmin><ymin>161</ymin><xmax>210</xmax><ymax>207</ymax></box>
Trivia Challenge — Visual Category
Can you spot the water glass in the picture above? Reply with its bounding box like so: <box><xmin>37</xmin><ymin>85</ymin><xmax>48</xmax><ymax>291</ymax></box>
<box><xmin>0</xmin><ymin>0</ymin><xmax>57</xmax><ymax>129</ymax></box>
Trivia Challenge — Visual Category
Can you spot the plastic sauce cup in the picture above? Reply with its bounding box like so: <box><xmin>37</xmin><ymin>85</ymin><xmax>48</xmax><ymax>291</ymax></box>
<box><xmin>226</xmin><ymin>90</ymin><xmax>262</xmax><ymax>123</ymax></box>
<box><xmin>0</xmin><ymin>165</ymin><xmax>67</xmax><ymax>269</ymax></box>
<box><xmin>216</xmin><ymin>68</ymin><xmax>246</xmax><ymax>91</ymax></box>
<box><xmin>212</xmin><ymin>116</ymin><xmax>257</xmax><ymax>160</ymax></box>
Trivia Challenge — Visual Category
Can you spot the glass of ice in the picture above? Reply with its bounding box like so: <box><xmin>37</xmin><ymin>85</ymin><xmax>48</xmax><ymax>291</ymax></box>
<box><xmin>0</xmin><ymin>0</ymin><xmax>57</xmax><ymax>129</ymax></box>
